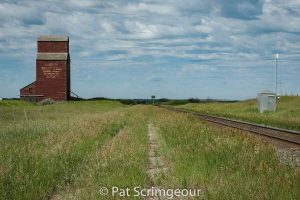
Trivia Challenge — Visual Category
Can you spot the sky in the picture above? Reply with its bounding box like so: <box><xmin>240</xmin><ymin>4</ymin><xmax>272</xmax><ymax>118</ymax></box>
<box><xmin>0</xmin><ymin>0</ymin><xmax>300</xmax><ymax>100</ymax></box>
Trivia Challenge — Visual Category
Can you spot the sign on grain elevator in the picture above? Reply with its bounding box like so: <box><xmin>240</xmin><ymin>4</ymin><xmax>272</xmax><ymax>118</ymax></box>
<box><xmin>20</xmin><ymin>35</ymin><xmax>71</xmax><ymax>102</ymax></box>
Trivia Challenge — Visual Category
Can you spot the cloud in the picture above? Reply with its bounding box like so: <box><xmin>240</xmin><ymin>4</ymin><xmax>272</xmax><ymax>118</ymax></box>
<box><xmin>214</xmin><ymin>0</ymin><xmax>264</xmax><ymax>20</ymax></box>
<box><xmin>126</xmin><ymin>2</ymin><xmax>178</xmax><ymax>15</ymax></box>
<box><xmin>0</xmin><ymin>2</ymin><xmax>46</xmax><ymax>26</ymax></box>
<box><xmin>0</xmin><ymin>0</ymin><xmax>299</xmax><ymax>99</ymax></box>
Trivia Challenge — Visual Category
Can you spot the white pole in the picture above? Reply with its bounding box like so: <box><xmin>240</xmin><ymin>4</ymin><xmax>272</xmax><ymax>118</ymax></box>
<box><xmin>279</xmin><ymin>80</ymin><xmax>282</xmax><ymax>96</ymax></box>
<box><xmin>24</xmin><ymin>108</ymin><xmax>28</xmax><ymax>121</ymax></box>
<box><xmin>13</xmin><ymin>105</ymin><xmax>15</xmax><ymax>121</ymax></box>
<box><xmin>275</xmin><ymin>53</ymin><xmax>279</xmax><ymax>96</ymax></box>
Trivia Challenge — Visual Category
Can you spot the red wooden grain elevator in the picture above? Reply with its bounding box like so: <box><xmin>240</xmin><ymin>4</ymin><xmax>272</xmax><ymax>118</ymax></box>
<box><xmin>20</xmin><ymin>35</ymin><xmax>71</xmax><ymax>102</ymax></box>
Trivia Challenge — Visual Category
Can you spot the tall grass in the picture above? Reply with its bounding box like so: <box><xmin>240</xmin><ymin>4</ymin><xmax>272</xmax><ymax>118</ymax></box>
<box><xmin>176</xmin><ymin>96</ymin><xmax>300</xmax><ymax>131</ymax></box>
<box><xmin>1</xmin><ymin>101</ymin><xmax>299</xmax><ymax>199</ymax></box>
<box><xmin>52</xmin><ymin>105</ymin><xmax>149</xmax><ymax>199</ymax></box>
<box><xmin>153</xmin><ymin>107</ymin><xmax>300</xmax><ymax>199</ymax></box>
<box><xmin>0</xmin><ymin>101</ymin><xmax>127</xmax><ymax>199</ymax></box>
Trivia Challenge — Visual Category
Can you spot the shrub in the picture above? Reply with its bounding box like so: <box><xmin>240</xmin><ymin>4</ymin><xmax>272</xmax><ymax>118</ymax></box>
<box><xmin>39</xmin><ymin>98</ymin><xmax>56</xmax><ymax>105</ymax></box>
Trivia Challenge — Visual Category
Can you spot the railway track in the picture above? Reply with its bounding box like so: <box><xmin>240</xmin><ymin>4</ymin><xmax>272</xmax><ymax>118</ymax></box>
<box><xmin>161</xmin><ymin>106</ymin><xmax>300</xmax><ymax>146</ymax></box>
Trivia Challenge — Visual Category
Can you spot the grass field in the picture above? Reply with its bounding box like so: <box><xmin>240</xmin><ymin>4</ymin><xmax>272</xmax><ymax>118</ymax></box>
<box><xmin>0</xmin><ymin>100</ymin><xmax>299</xmax><ymax>199</ymax></box>
<box><xmin>153</xmin><ymin>108</ymin><xmax>299</xmax><ymax>199</ymax></box>
<box><xmin>171</xmin><ymin>96</ymin><xmax>300</xmax><ymax>131</ymax></box>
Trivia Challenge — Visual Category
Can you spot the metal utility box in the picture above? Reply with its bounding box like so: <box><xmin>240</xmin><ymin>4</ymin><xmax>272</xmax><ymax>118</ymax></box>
<box><xmin>257</xmin><ymin>92</ymin><xmax>276</xmax><ymax>113</ymax></box>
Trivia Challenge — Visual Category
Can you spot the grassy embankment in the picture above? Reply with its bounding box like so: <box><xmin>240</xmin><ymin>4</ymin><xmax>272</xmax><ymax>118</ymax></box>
<box><xmin>153</xmin><ymin>107</ymin><xmax>300</xmax><ymax>199</ymax></box>
<box><xmin>0</xmin><ymin>101</ymin><xmax>148</xmax><ymax>199</ymax></box>
<box><xmin>1</xmin><ymin>101</ymin><xmax>299</xmax><ymax>199</ymax></box>
<box><xmin>51</xmin><ymin>105</ymin><xmax>149</xmax><ymax>199</ymax></box>
<box><xmin>169</xmin><ymin>96</ymin><xmax>300</xmax><ymax>131</ymax></box>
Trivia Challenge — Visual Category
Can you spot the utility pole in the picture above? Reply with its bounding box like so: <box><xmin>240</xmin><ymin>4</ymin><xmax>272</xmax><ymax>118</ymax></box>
<box><xmin>279</xmin><ymin>80</ymin><xmax>282</xmax><ymax>96</ymax></box>
<box><xmin>151</xmin><ymin>95</ymin><xmax>155</xmax><ymax>105</ymax></box>
<box><xmin>275</xmin><ymin>53</ymin><xmax>279</xmax><ymax>96</ymax></box>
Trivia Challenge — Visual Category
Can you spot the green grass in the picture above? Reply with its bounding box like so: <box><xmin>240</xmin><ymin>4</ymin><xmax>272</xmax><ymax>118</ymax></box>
<box><xmin>53</xmin><ymin>105</ymin><xmax>149</xmax><ymax>199</ymax></box>
<box><xmin>174</xmin><ymin>96</ymin><xmax>300</xmax><ymax>131</ymax></box>
<box><xmin>0</xmin><ymin>101</ymin><xmax>299</xmax><ymax>199</ymax></box>
<box><xmin>0</xmin><ymin>100</ymin><xmax>128</xmax><ymax>199</ymax></box>
<box><xmin>153</xmin><ymin>107</ymin><xmax>300</xmax><ymax>199</ymax></box>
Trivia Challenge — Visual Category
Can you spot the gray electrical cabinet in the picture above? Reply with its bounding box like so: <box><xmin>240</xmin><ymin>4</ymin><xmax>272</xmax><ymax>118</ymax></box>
<box><xmin>257</xmin><ymin>92</ymin><xmax>276</xmax><ymax>113</ymax></box>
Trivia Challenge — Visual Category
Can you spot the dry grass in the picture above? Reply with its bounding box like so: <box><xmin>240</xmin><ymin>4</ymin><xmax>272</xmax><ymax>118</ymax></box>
<box><xmin>51</xmin><ymin>105</ymin><xmax>149</xmax><ymax>200</ymax></box>
<box><xmin>153</xmin><ymin>107</ymin><xmax>300</xmax><ymax>200</ymax></box>
<box><xmin>175</xmin><ymin>96</ymin><xmax>300</xmax><ymax>131</ymax></box>
<box><xmin>1</xmin><ymin>101</ymin><xmax>299</xmax><ymax>199</ymax></box>
<box><xmin>0</xmin><ymin>101</ymin><xmax>127</xmax><ymax>199</ymax></box>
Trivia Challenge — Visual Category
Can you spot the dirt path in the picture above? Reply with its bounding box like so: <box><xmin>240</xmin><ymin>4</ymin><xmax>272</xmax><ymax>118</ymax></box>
<box><xmin>146</xmin><ymin>123</ymin><xmax>204</xmax><ymax>200</ymax></box>
<box><xmin>145</xmin><ymin>123</ymin><xmax>169</xmax><ymax>200</ymax></box>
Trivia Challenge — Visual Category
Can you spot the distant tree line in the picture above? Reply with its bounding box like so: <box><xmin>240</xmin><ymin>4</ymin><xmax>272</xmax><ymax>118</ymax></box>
<box><xmin>3</xmin><ymin>96</ymin><xmax>240</xmax><ymax>105</ymax></box>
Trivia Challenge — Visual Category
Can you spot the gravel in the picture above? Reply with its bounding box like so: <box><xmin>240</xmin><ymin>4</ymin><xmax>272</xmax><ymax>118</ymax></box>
<box><xmin>275</xmin><ymin>147</ymin><xmax>300</xmax><ymax>167</ymax></box>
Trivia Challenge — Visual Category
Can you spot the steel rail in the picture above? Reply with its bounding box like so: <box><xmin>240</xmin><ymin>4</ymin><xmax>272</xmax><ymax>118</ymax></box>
<box><xmin>161</xmin><ymin>106</ymin><xmax>300</xmax><ymax>146</ymax></box>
